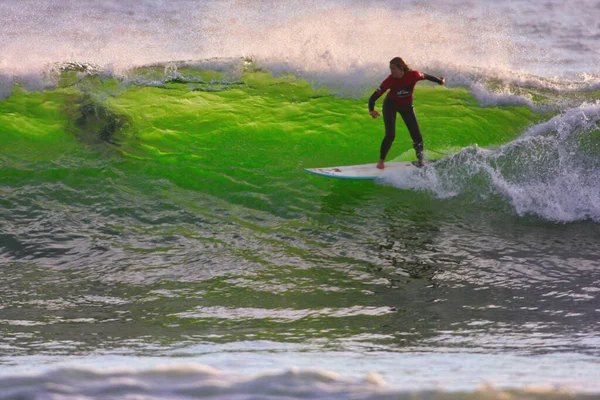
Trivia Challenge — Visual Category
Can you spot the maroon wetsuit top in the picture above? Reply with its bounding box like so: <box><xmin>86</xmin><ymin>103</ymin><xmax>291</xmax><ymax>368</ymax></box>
<box><xmin>368</xmin><ymin>71</ymin><xmax>443</xmax><ymax>110</ymax></box>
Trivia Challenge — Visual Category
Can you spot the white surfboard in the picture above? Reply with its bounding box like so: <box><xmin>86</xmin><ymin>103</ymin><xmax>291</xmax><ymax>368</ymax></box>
<box><xmin>304</xmin><ymin>161</ymin><xmax>422</xmax><ymax>180</ymax></box>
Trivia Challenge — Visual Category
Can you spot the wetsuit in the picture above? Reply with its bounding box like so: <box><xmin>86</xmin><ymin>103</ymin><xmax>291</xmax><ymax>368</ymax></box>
<box><xmin>368</xmin><ymin>71</ymin><xmax>444</xmax><ymax>161</ymax></box>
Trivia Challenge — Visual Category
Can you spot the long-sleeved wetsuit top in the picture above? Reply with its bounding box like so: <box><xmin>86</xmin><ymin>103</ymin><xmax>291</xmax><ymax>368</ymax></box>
<box><xmin>368</xmin><ymin>71</ymin><xmax>444</xmax><ymax>110</ymax></box>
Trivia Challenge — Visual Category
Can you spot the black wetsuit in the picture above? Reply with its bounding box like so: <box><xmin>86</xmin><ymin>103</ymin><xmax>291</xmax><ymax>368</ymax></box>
<box><xmin>368</xmin><ymin>71</ymin><xmax>444</xmax><ymax>161</ymax></box>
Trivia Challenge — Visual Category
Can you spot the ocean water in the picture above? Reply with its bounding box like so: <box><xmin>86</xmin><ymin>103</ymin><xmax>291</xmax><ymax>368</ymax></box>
<box><xmin>1</xmin><ymin>0</ymin><xmax>600</xmax><ymax>399</ymax></box>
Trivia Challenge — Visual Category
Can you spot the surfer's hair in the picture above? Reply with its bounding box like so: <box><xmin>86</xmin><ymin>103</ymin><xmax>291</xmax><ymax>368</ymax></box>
<box><xmin>389</xmin><ymin>57</ymin><xmax>412</xmax><ymax>72</ymax></box>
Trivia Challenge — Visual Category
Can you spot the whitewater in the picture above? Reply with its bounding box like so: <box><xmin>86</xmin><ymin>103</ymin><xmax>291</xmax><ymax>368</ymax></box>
<box><xmin>1</xmin><ymin>1</ymin><xmax>600</xmax><ymax>399</ymax></box>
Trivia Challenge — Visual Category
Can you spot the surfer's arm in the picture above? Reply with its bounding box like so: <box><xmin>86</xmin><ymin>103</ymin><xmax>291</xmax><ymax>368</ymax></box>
<box><xmin>423</xmin><ymin>73</ymin><xmax>445</xmax><ymax>85</ymax></box>
<box><xmin>368</xmin><ymin>91</ymin><xmax>383</xmax><ymax>112</ymax></box>
<box><xmin>369</xmin><ymin>75</ymin><xmax>392</xmax><ymax>118</ymax></box>
<box><xmin>369</xmin><ymin>77</ymin><xmax>391</xmax><ymax>113</ymax></box>
<box><xmin>368</xmin><ymin>92</ymin><xmax>383</xmax><ymax>118</ymax></box>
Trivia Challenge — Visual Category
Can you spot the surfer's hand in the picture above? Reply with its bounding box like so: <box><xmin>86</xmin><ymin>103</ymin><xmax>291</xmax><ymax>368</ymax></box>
<box><xmin>439</xmin><ymin>77</ymin><xmax>445</xmax><ymax>85</ymax></box>
<box><xmin>369</xmin><ymin>111</ymin><xmax>380</xmax><ymax>119</ymax></box>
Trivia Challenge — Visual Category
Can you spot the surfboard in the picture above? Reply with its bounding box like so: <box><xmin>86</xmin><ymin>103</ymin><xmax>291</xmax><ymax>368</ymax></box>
<box><xmin>304</xmin><ymin>161</ymin><xmax>425</xmax><ymax>180</ymax></box>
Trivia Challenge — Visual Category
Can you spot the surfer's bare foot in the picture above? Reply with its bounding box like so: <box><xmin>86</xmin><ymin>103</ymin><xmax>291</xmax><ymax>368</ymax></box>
<box><xmin>377</xmin><ymin>160</ymin><xmax>385</xmax><ymax>169</ymax></box>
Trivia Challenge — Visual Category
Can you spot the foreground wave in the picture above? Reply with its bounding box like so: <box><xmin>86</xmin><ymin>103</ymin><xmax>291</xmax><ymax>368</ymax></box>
<box><xmin>1</xmin><ymin>364</ymin><xmax>596</xmax><ymax>400</ymax></box>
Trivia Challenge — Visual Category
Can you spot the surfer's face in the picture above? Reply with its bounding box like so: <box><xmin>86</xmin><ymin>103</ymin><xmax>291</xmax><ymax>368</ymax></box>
<box><xmin>390</xmin><ymin>63</ymin><xmax>404</xmax><ymax>79</ymax></box>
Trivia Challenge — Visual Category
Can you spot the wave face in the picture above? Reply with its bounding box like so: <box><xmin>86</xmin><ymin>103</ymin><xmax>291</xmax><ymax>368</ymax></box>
<box><xmin>1</xmin><ymin>0</ymin><xmax>600</xmax><ymax>398</ymax></box>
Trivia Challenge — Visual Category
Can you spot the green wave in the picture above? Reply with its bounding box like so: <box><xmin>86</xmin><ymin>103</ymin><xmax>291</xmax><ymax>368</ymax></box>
<box><xmin>1</xmin><ymin>67</ymin><xmax>550</xmax><ymax>182</ymax></box>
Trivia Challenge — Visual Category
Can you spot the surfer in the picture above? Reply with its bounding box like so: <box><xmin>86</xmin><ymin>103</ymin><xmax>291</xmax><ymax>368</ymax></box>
<box><xmin>368</xmin><ymin>57</ymin><xmax>445</xmax><ymax>169</ymax></box>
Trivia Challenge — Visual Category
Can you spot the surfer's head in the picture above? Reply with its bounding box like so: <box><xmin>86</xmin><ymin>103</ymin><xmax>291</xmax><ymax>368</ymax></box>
<box><xmin>389</xmin><ymin>57</ymin><xmax>411</xmax><ymax>79</ymax></box>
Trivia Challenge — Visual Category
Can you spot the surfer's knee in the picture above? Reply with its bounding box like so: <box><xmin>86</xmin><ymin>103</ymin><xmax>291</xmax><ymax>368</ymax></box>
<box><xmin>385</xmin><ymin>130</ymin><xmax>396</xmax><ymax>142</ymax></box>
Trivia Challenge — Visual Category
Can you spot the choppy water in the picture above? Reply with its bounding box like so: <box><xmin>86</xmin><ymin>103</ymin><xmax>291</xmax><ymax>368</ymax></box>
<box><xmin>1</xmin><ymin>0</ymin><xmax>600</xmax><ymax>399</ymax></box>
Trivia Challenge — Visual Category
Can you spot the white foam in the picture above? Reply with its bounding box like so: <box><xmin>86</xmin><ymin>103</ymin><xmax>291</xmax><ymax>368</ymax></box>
<box><xmin>381</xmin><ymin>102</ymin><xmax>600</xmax><ymax>222</ymax></box>
<box><xmin>468</xmin><ymin>81</ymin><xmax>535</xmax><ymax>108</ymax></box>
<box><xmin>522</xmin><ymin>101</ymin><xmax>600</xmax><ymax>139</ymax></box>
<box><xmin>0</xmin><ymin>361</ymin><xmax>595</xmax><ymax>399</ymax></box>
<box><xmin>0</xmin><ymin>364</ymin><xmax>390</xmax><ymax>400</ymax></box>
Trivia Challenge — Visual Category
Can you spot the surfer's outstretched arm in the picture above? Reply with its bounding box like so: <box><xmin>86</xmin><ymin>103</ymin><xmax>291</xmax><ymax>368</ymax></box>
<box><xmin>423</xmin><ymin>73</ymin><xmax>445</xmax><ymax>85</ymax></box>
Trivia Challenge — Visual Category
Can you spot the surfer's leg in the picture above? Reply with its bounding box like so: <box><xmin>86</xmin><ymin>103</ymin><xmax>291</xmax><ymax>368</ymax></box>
<box><xmin>399</xmin><ymin>104</ymin><xmax>424</xmax><ymax>163</ymax></box>
<box><xmin>380</xmin><ymin>97</ymin><xmax>397</xmax><ymax>165</ymax></box>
